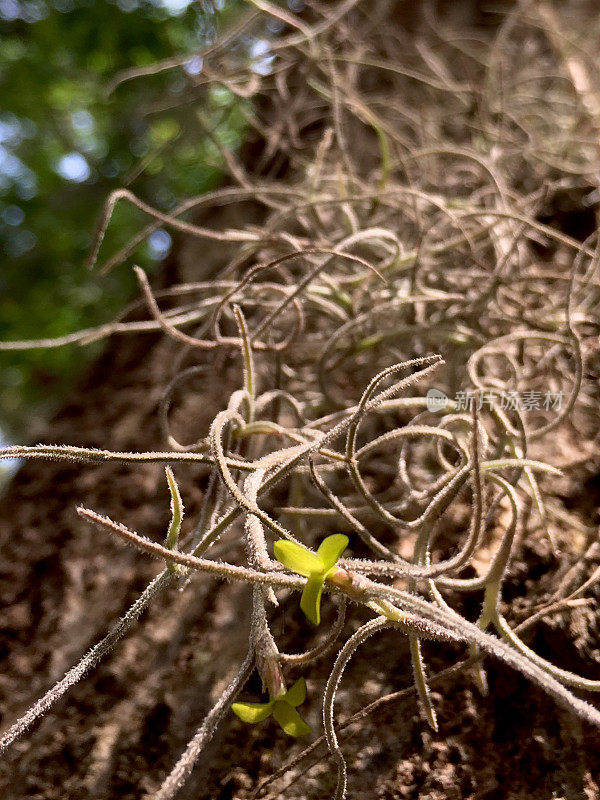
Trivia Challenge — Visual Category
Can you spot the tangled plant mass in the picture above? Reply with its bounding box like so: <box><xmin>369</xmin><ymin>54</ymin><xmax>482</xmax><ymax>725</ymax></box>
<box><xmin>2</xmin><ymin>1</ymin><xmax>600</xmax><ymax>798</ymax></box>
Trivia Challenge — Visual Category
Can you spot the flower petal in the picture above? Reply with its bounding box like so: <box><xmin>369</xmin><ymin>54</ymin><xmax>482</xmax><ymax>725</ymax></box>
<box><xmin>272</xmin><ymin>701</ymin><xmax>312</xmax><ymax>737</ymax></box>
<box><xmin>300</xmin><ymin>572</ymin><xmax>325</xmax><ymax>626</ymax></box>
<box><xmin>317</xmin><ymin>534</ymin><xmax>349</xmax><ymax>571</ymax></box>
<box><xmin>283</xmin><ymin>677</ymin><xmax>306</xmax><ymax>708</ymax></box>
<box><xmin>274</xmin><ymin>539</ymin><xmax>323</xmax><ymax>577</ymax></box>
<box><xmin>231</xmin><ymin>700</ymin><xmax>273</xmax><ymax>724</ymax></box>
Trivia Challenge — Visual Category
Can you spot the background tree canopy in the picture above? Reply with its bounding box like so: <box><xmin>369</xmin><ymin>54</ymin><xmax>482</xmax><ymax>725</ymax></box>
<box><xmin>0</xmin><ymin>0</ymin><xmax>248</xmax><ymax>439</ymax></box>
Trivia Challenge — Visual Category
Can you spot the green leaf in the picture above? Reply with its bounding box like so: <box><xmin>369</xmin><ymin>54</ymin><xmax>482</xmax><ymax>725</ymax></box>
<box><xmin>283</xmin><ymin>677</ymin><xmax>306</xmax><ymax>708</ymax></box>
<box><xmin>231</xmin><ymin>700</ymin><xmax>274</xmax><ymax>724</ymax></box>
<box><xmin>272</xmin><ymin>701</ymin><xmax>312</xmax><ymax>737</ymax></box>
<box><xmin>300</xmin><ymin>572</ymin><xmax>325</xmax><ymax>626</ymax></box>
<box><xmin>317</xmin><ymin>534</ymin><xmax>349</xmax><ymax>571</ymax></box>
<box><xmin>164</xmin><ymin>466</ymin><xmax>184</xmax><ymax>574</ymax></box>
<box><xmin>274</xmin><ymin>539</ymin><xmax>323</xmax><ymax>578</ymax></box>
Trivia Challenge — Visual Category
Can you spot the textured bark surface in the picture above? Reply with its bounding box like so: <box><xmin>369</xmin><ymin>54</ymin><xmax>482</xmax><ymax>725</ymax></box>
<box><xmin>1</xmin><ymin>329</ymin><xmax>600</xmax><ymax>800</ymax></box>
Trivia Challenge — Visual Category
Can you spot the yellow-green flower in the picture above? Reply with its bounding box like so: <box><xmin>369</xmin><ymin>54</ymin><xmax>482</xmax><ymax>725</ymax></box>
<box><xmin>231</xmin><ymin>677</ymin><xmax>311</xmax><ymax>737</ymax></box>
<box><xmin>274</xmin><ymin>534</ymin><xmax>349</xmax><ymax>625</ymax></box>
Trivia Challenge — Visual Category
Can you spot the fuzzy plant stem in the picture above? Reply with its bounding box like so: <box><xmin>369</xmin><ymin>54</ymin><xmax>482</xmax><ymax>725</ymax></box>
<box><xmin>151</xmin><ymin>649</ymin><xmax>255</xmax><ymax>800</ymax></box>
<box><xmin>0</xmin><ymin>572</ymin><xmax>170</xmax><ymax>753</ymax></box>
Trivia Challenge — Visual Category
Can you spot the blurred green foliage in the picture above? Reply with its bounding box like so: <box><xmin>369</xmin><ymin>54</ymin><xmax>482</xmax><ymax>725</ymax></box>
<box><xmin>0</xmin><ymin>0</ymin><xmax>246</xmax><ymax>437</ymax></box>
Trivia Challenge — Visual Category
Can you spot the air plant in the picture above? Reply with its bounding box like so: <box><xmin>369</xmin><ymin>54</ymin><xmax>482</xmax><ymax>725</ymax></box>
<box><xmin>2</xmin><ymin>2</ymin><xmax>600</xmax><ymax>799</ymax></box>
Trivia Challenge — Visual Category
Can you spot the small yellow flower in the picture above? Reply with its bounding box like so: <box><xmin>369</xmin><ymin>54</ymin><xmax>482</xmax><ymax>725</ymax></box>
<box><xmin>274</xmin><ymin>534</ymin><xmax>349</xmax><ymax>625</ymax></box>
<box><xmin>232</xmin><ymin>677</ymin><xmax>311</xmax><ymax>737</ymax></box>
